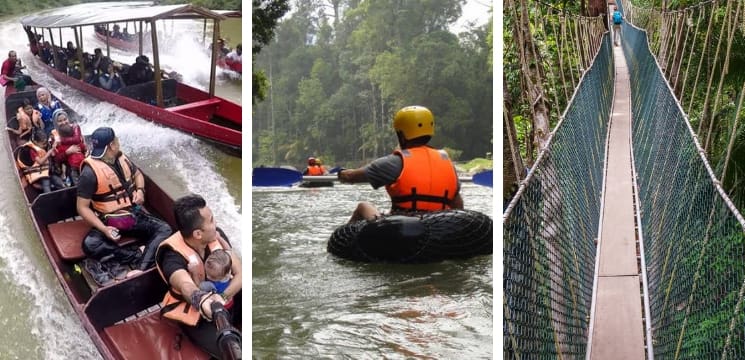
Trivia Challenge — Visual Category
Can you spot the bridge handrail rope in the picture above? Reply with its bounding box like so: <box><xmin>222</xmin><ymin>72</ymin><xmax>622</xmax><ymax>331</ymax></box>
<box><xmin>622</xmin><ymin>6</ymin><xmax>745</xmax><ymax>358</ymax></box>
<box><xmin>622</xmin><ymin>0</ymin><xmax>745</xmax><ymax>214</ymax></box>
<box><xmin>503</xmin><ymin>27</ymin><xmax>609</xmax><ymax>221</ymax></box>
<box><xmin>503</xmin><ymin>17</ymin><xmax>612</xmax><ymax>356</ymax></box>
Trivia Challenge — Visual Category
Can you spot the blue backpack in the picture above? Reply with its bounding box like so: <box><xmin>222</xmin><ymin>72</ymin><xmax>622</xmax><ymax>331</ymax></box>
<box><xmin>613</xmin><ymin>11</ymin><xmax>623</xmax><ymax>25</ymax></box>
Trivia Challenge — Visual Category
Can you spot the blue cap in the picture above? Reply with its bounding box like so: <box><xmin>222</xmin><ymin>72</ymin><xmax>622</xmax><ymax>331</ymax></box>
<box><xmin>89</xmin><ymin>127</ymin><xmax>115</xmax><ymax>158</ymax></box>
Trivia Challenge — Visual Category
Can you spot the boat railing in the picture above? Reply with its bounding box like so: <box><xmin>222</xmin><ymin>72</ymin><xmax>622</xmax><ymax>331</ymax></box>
<box><xmin>115</xmin><ymin>78</ymin><xmax>177</xmax><ymax>106</ymax></box>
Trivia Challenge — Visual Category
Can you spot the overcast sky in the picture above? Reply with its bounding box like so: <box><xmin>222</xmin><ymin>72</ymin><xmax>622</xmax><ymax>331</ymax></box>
<box><xmin>451</xmin><ymin>0</ymin><xmax>493</xmax><ymax>33</ymax></box>
<box><xmin>279</xmin><ymin>0</ymin><xmax>493</xmax><ymax>33</ymax></box>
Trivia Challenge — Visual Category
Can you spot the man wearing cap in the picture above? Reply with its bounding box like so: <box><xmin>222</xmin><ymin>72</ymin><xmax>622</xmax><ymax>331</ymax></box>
<box><xmin>76</xmin><ymin>127</ymin><xmax>172</xmax><ymax>285</ymax></box>
<box><xmin>337</xmin><ymin>105</ymin><xmax>463</xmax><ymax>222</ymax></box>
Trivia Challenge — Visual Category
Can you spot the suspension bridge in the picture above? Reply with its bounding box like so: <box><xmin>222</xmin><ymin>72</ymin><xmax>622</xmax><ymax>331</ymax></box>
<box><xmin>504</xmin><ymin>0</ymin><xmax>745</xmax><ymax>358</ymax></box>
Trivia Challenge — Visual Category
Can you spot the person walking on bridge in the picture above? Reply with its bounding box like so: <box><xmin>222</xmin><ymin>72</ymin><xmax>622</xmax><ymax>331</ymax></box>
<box><xmin>612</xmin><ymin>6</ymin><xmax>624</xmax><ymax>46</ymax></box>
<box><xmin>337</xmin><ymin>105</ymin><xmax>463</xmax><ymax>222</ymax></box>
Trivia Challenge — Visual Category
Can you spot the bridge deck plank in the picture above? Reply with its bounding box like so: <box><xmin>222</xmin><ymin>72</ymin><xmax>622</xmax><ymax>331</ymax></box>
<box><xmin>589</xmin><ymin>43</ymin><xmax>646</xmax><ymax>359</ymax></box>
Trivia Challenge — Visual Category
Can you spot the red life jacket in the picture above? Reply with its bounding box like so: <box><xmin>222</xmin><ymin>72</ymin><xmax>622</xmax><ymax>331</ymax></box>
<box><xmin>385</xmin><ymin>146</ymin><xmax>458</xmax><ymax>211</ymax></box>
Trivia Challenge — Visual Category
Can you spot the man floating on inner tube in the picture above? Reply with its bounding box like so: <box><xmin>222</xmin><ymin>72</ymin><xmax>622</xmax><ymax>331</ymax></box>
<box><xmin>338</xmin><ymin>105</ymin><xmax>463</xmax><ymax>222</ymax></box>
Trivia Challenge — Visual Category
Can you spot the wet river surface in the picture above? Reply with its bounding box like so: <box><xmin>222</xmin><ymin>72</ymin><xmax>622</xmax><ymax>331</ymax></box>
<box><xmin>252</xmin><ymin>183</ymin><xmax>493</xmax><ymax>359</ymax></box>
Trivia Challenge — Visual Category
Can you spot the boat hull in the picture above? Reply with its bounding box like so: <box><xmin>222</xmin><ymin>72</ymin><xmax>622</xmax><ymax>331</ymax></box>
<box><xmin>94</xmin><ymin>31</ymin><xmax>147</xmax><ymax>52</ymax></box>
<box><xmin>327</xmin><ymin>209</ymin><xmax>493</xmax><ymax>263</ymax></box>
<box><xmin>217</xmin><ymin>58</ymin><xmax>242</xmax><ymax>74</ymax></box>
<box><xmin>4</xmin><ymin>86</ymin><xmax>213</xmax><ymax>359</ymax></box>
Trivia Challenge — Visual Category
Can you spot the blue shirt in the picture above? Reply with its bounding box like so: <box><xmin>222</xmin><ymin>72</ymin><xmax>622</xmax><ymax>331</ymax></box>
<box><xmin>210</xmin><ymin>279</ymin><xmax>230</xmax><ymax>294</ymax></box>
<box><xmin>37</xmin><ymin>100</ymin><xmax>61</xmax><ymax>135</ymax></box>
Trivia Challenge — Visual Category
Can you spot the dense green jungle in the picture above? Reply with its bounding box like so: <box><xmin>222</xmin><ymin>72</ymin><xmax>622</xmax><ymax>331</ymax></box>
<box><xmin>504</xmin><ymin>0</ymin><xmax>745</xmax><ymax>213</ymax></box>
<box><xmin>252</xmin><ymin>0</ymin><xmax>493</xmax><ymax>169</ymax></box>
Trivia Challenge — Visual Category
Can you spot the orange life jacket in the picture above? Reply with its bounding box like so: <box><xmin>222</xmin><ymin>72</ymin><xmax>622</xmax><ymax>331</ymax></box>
<box><xmin>155</xmin><ymin>232</ymin><xmax>227</xmax><ymax>326</ymax></box>
<box><xmin>82</xmin><ymin>155</ymin><xmax>136</xmax><ymax>215</ymax></box>
<box><xmin>385</xmin><ymin>146</ymin><xmax>458</xmax><ymax>211</ymax></box>
<box><xmin>16</xmin><ymin>142</ymin><xmax>49</xmax><ymax>184</ymax></box>
<box><xmin>306</xmin><ymin>165</ymin><xmax>324</xmax><ymax>176</ymax></box>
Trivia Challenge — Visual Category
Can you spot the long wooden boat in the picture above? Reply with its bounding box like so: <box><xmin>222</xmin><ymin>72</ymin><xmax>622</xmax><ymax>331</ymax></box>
<box><xmin>94</xmin><ymin>31</ymin><xmax>147</xmax><ymax>53</ymax></box>
<box><xmin>21</xmin><ymin>3</ymin><xmax>242</xmax><ymax>154</ymax></box>
<box><xmin>4</xmin><ymin>85</ymin><xmax>219</xmax><ymax>359</ymax></box>
<box><xmin>94</xmin><ymin>30</ymin><xmax>241</xmax><ymax>75</ymax></box>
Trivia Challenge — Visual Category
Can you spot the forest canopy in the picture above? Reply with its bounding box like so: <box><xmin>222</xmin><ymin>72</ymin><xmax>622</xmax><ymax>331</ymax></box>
<box><xmin>252</xmin><ymin>0</ymin><xmax>493</xmax><ymax>168</ymax></box>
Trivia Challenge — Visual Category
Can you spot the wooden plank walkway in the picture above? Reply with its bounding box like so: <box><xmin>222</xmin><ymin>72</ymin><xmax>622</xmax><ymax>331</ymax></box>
<box><xmin>588</xmin><ymin>43</ymin><xmax>646</xmax><ymax>360</ymax></box>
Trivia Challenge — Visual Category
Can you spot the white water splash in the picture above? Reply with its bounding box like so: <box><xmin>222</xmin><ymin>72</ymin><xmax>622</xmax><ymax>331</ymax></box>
<box><xmin>0</xmin><ymin>214</ymin><xmax>101</xmax><ymax>359</ymax></box>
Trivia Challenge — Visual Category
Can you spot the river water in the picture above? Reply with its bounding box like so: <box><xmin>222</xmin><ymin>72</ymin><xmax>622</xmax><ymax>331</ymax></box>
<box><xmin>252</xmin><ymin>183</ymin><xmax>493</xmax><ymax>359</ymax></box>
<box><xmin>0</xmin><ymin>13</ymin><xmax>242</xmax><ymax>359</ymax></box>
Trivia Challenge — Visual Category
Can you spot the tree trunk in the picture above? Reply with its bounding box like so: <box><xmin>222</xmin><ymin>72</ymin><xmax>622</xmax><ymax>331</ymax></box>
<box><xmin>513</xmin><ymin>0</ymin><xmax>551</xmax><ymax>153</ymax></box>
<box><xmin>509</xmin><ymin>0</ymin><xmax>566</xmax><ymax>355</ymax></box>
<box><xmin>503</xmin><ymin>75</ymin><xmax>526</xmax><ymax>205</ymax></box>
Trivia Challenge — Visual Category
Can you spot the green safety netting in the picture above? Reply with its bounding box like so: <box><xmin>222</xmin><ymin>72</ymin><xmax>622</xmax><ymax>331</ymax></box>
<box><xmin>623</xmin><ymin>18</ymin><xmax>745</xmax><ymax>359</ymax></box>
<box><xmin>503</xmin><ymin>34</ymin><xmax>614</xmax><ymax>358</ymax></box>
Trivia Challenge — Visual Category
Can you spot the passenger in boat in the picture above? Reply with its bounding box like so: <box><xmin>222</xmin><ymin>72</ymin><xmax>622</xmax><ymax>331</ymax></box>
<box><xmin>204</xmin><ymin>249</ymin><xmax>235</xmax><ymax>309</ymax></box>
<box><xmin>7</xmin><ymin>99</ymin><xmax>41</xmax><ymax>141</ymax></box>
<box><xmin>40</xmin><ymin>41</ymin><xmax>53</xmax><ymax>65</ymax></box>
<box><xmin>210</xmin><ymin>38</ymin><xmax>231</xmax><ymax>57</ymax></box>
<box><xmin>91</xmin><ymin>48</ymin><xmax>109</xmax><ymax>75</ymax></box>
<box><xmin>337</xmin><ymin>105</ymin><xmax>463</xmax><ymax>222</ymax></box>
<box><xmin>53</xmin><ymin>48</ymin><xmax>68</xmax><ymax>73</ymax></box>
<box><xmin>23</xmin><ymin>26</ymin><xmax>41</xmax><ymax>56</ymax></box>
<box><xmin>126</xmin><ymin>55</ymin><xmax>153</xmax><ymax>85</ymax></box>
<box><xmin>13</xmin><ymin>58</ymin><xmax>26</xmax><ymax>77</ymax></box>
<box><xmin>122</xmin><ymin>27</ymin><xmax>133</xmax><ymax>41</ymax></box>
<box><xmin>50</xmin><ymin>109</ymin><xmax>86</xmax><ymax>185</ymax></box>
<box><xmin>94</xmin><ymin>24</ymin><xmax>106</xmax><ymax>36</ymax></box>
<box><xmin>98</xmin><ymin>63</ymin><xmax>126</xmax><ymax>92</ymax></box>
<box><xmin>112</xmin><ymin>24</ymin><xmax>124</xmax><ymax>40</ymax></box>
<box><xmin>16</xmin><ymin>129</ymin><xmax>64</xmax><ymax>193</ymax></box>
<box><xmin>1</xmin><ymin>51</ymin><xmax>32</xmax><ymax>88</ymax></box>
<box><xmin>303</xmin><ymin>157</ymin><xmax>327</xmax><ymax>176</ymax></box>
<box><xmin>77</xmin><ymin>127</ymin><xmax>172</xmax><ymax>285</ymax></box>
<box><xmin>35</xmin><ymin>87</ymin><xmax>62</xmax><ymax>136</ymax></box>
<box><xmin>225</xmin><ymin>43</ymin><xmax>242</xmax><ymax>64</ymax></box>
<box><xmin>64</xmin><ymin>42</ymin><xmax>76</xmax><ymax>60</ymax></box>
<box><xmin>156</xmin><ymin>194</ymin><xmax>242</xmax><ymax>358</ymax></box>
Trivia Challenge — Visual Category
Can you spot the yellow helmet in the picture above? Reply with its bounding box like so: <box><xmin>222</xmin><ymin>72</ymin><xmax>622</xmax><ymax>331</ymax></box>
<box><xmin>393</xmin><ymin>106</ymin><xmax>434</xmax><ymax>140</ymax></box>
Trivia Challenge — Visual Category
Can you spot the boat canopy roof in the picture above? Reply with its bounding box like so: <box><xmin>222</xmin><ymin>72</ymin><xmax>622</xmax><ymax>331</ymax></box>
<box><xmin>21</xmin><ymin>2</ymin><xmax>228</xmax><ymax>29</ymax></box>
<box><xmin>213</xmin><ymin>10</ymin><xmax>242</xmax><ymax>18</ymax></box>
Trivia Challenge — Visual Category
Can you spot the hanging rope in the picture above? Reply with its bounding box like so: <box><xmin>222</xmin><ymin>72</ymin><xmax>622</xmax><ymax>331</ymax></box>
<box><xmin>703</xmin><ymin>0</ymin><xmax>741</xmax><ymax>152</ymax></box>
<box><xmin>697</xmin><ymin>0</ymin><xmax>730</xmax><ymax>139</ymax></box>
<box><xmin>678</xmin><ymin>3</ymin><xmax>705</xmax><ymax>104</ymax></box>
<box><xmin>687</xmin><ymin>0</ymin><xmax>717</xmax><ymax>116</ymax></box>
